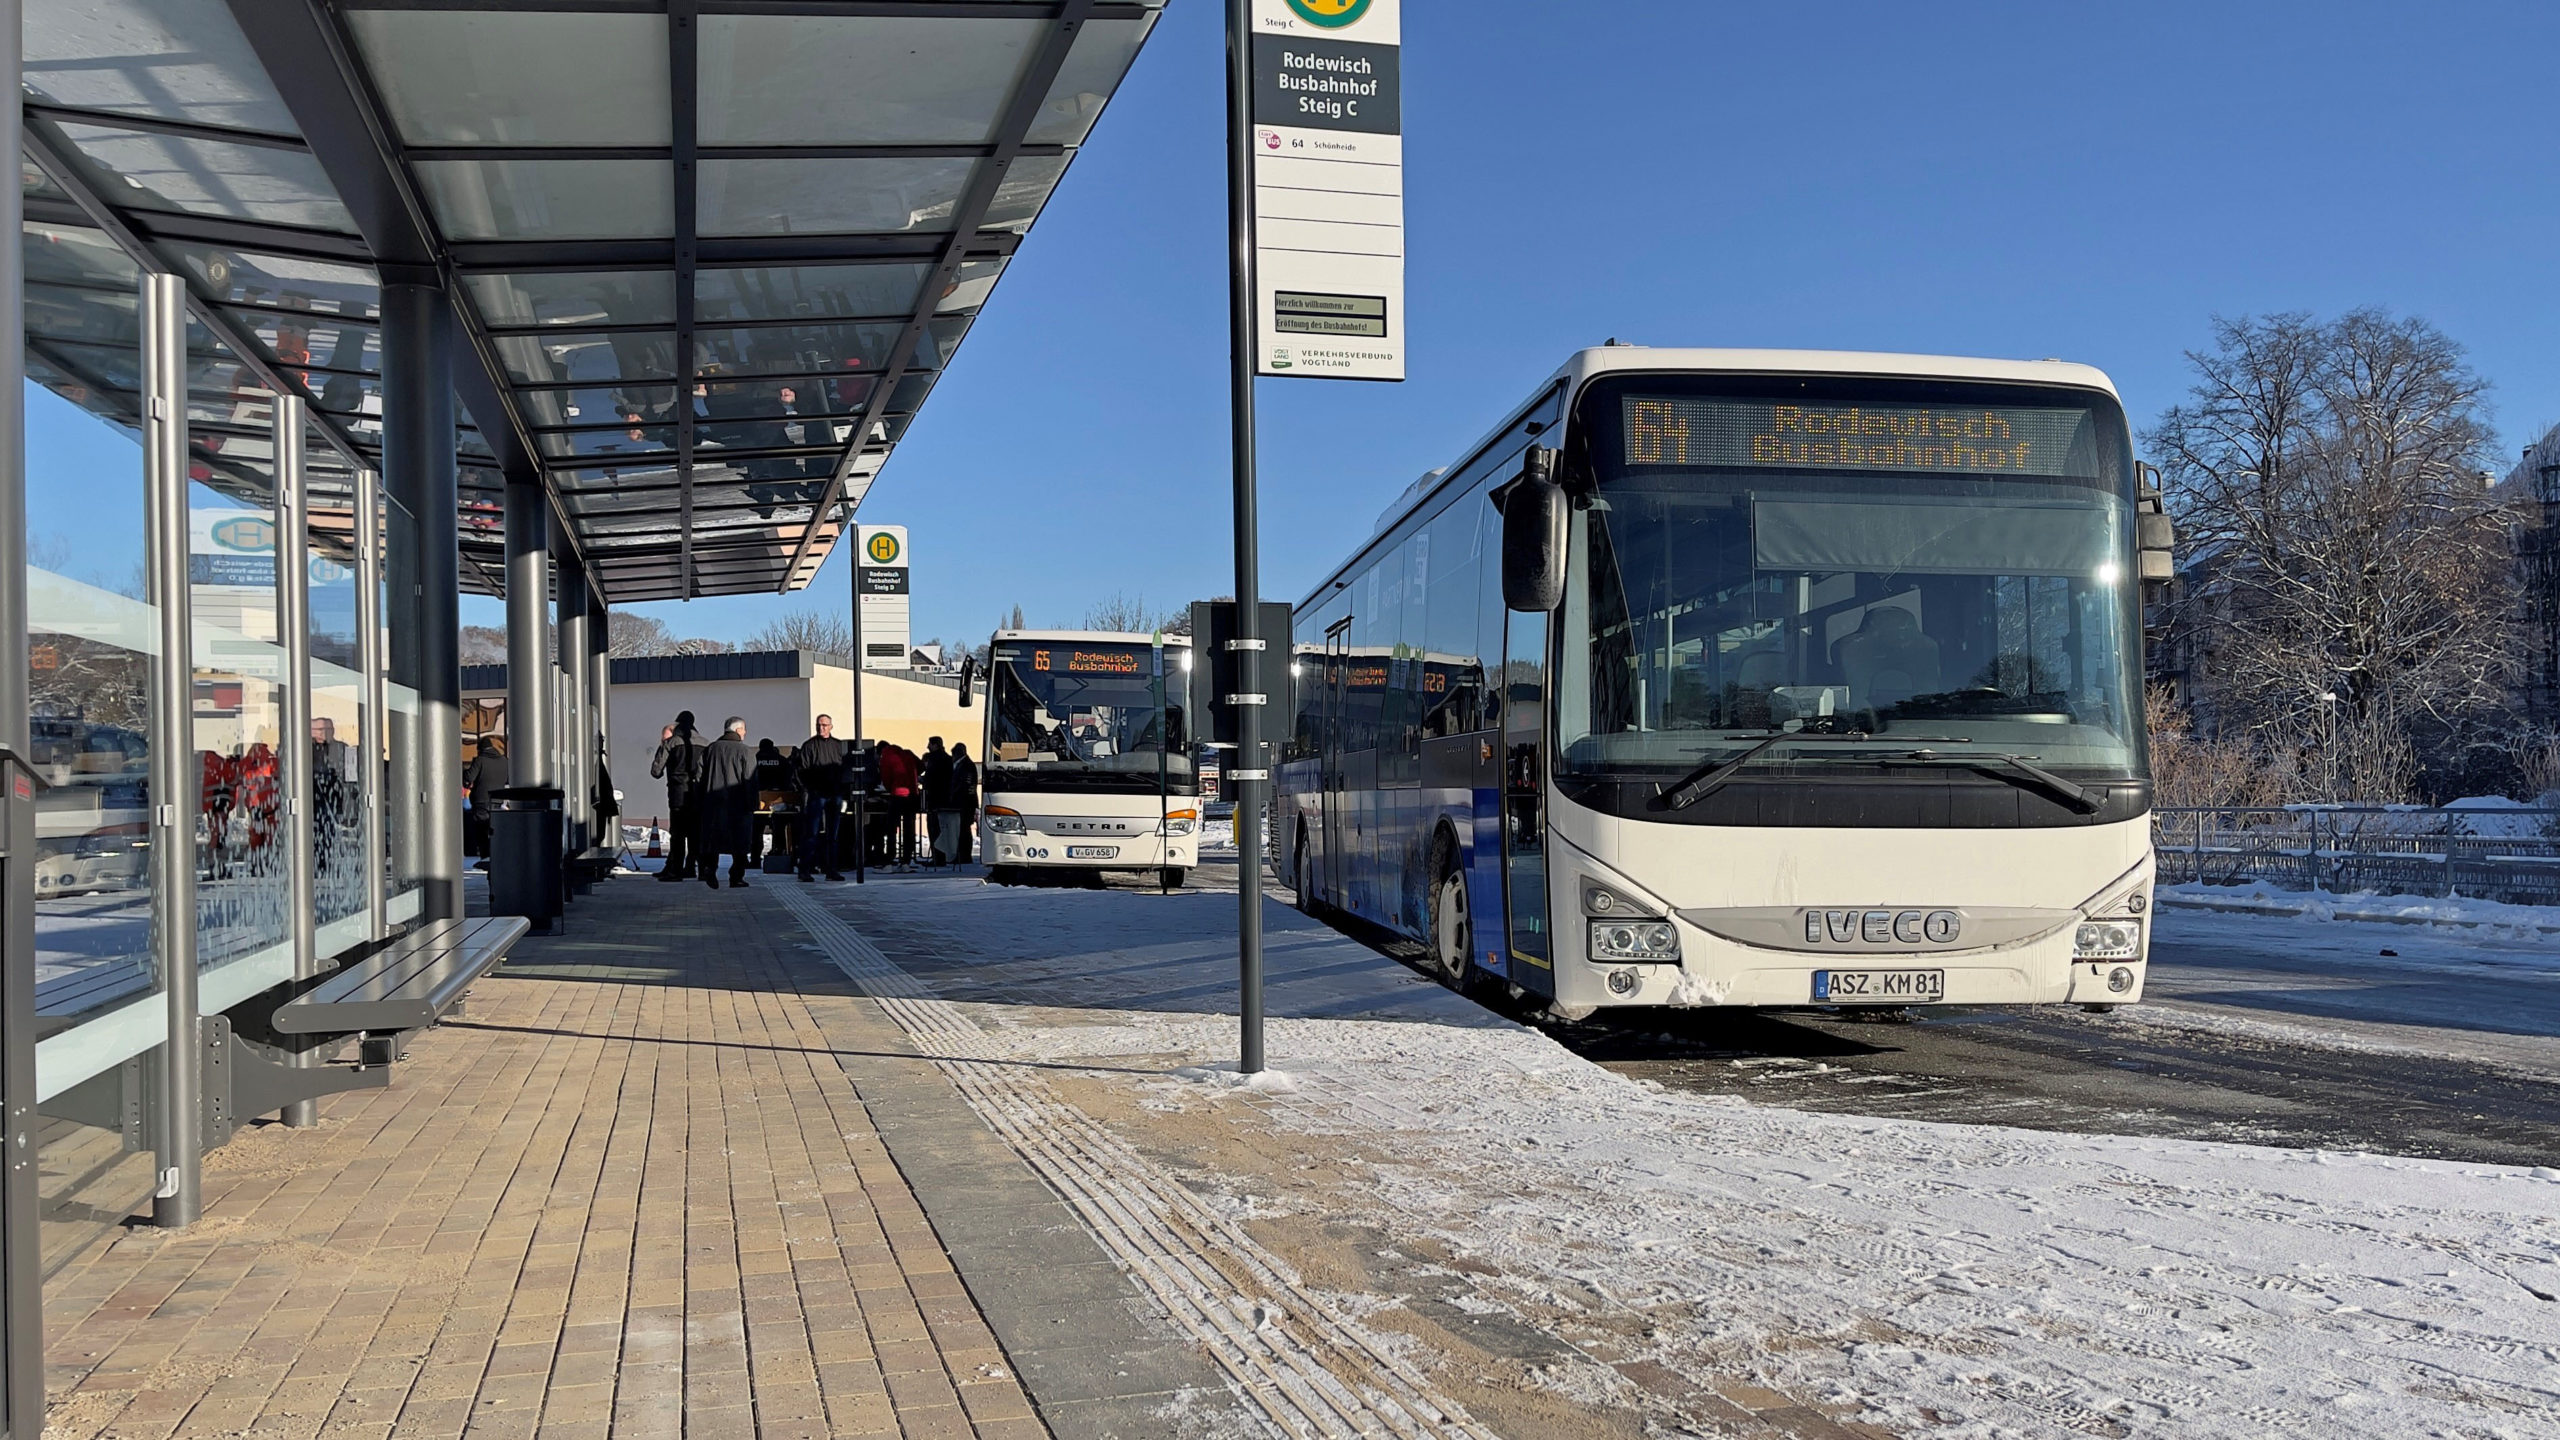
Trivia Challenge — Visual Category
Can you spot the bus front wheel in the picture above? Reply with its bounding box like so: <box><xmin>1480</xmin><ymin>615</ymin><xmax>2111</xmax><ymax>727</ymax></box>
<box><xmin>1428</xmin><ymin>855</ymin><xmax>1474</xmax><ymax>988</ymax></box>
<box><xmin>1160</xmin><ymin>867</ymin><xmax>1187</xmax><ymax>890</ymax></box>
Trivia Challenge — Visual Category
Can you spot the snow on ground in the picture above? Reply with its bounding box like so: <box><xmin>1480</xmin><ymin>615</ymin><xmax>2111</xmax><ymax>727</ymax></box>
<box><xmin>982</xmin><ymin>1006</ymin><xmax>2560</xmax><ymax>1440</ymax></box>
<box><xmin>822</xmin><ymin>873</ymin><xmax>2560</xmax><ymax>1436</ymax></box>
<box><xmin>2164</xmin><ymin>880</ymin><xmax>2560</xmax><ymax>933</ymax></box>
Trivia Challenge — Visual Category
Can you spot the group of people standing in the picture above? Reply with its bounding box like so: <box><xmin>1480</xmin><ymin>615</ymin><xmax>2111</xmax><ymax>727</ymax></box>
<box><xmin>648</xmin><ymin>711</ymin><xmax>979</xmax><ymax>888</ymax></box>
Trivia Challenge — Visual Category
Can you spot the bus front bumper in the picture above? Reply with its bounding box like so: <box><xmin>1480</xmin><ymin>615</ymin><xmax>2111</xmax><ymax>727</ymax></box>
<box><xmin>984</xmin><ymin>829</ymin><xmax>1196</xmax><ymax>870</ymax></box>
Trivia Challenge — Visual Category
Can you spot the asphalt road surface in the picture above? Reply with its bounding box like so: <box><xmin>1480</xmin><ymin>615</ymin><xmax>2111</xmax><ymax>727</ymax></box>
<box><xmin>1187</xmin><ymin>850</ymin><xmax>2560</xmax><ymax>1167</ymax></box>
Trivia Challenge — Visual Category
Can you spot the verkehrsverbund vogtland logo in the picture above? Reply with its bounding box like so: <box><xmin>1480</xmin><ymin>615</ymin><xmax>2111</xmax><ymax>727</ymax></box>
<box><xmin>1286</xmin><ymin>0</ymin><xmax>1371</xmax><ymax>28</ymax></box>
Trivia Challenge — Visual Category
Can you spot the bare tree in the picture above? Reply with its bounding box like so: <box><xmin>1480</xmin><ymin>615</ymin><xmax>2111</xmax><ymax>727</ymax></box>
<box><xmin>2144</xmin><ymin>686</ymin><xmax>2286</xmax><ymax>808</ymax></box>
<box><xmin>746</xmin><ymin>607</ymin><xmax>853</xmax><ymax>662</ymax></box>
<box><xmin>606</xmin><ymin>612</ymin><xmax>731</xmax><ymax>658</ymax></box>
<box><xmin>2148</xmin><ymin>310</ymin><xmax>2511</xmax><ymax>801</ymax></box>
<box><xmin>1081</xmin><ymin>590</ymin><xmax>1184</xmax><ymax>635</ymax></box>
<box><xmin>458</xmin><ymin>626</ymin><xmax>508</xmax><ymax>665</ymax></box>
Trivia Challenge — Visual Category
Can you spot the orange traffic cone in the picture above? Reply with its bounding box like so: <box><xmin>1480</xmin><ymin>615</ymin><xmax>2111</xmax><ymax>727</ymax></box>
<box><xmin>645</xmin><ymin>819</ymin><xmax>664</xmax><ymax>859</ymax></box>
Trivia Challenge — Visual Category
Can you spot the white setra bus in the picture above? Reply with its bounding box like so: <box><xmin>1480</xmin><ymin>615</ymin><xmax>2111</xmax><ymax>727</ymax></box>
<box><xmin>976</xmin><ymin>630</ymin><xmax>1199</xmax><ymax>888</ymax></box>
<box><xmin>1275</xmin><ymin>348</ymin><xmax>2166</xmax><ymax>1015</ymax></box>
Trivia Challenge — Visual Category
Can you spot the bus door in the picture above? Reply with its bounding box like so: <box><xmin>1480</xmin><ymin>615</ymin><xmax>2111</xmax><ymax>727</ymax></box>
<box><xmin>1317</xmin><ymin>617</ymin><xmax>1352</xmax><ymax>907</ymax></box>
<box><xmin>1500</xmin><ymin>609</ymin><xmax>1551</xmax><ymax>981</ymax></box>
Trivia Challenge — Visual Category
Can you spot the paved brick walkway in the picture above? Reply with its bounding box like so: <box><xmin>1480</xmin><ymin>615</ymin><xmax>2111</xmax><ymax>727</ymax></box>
<box><xmin>40</xmin><ymin>880</ymin><xmax>1045</xmax><ymax>1440</ymax></box>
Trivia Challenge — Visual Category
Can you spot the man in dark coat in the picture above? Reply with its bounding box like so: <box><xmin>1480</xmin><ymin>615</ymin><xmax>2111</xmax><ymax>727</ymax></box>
<box><xmin>463</xmin><ymin>734</ymin><xmax>509</xmax><ymax>865</ymax></box>
<box><xmin>792</xmin><ymin>714</ymin><xmax>850</xmax><ymax>882</ymax></box>
<box><xmin>650</xmin><ymin>711</ymin><xmax>707</xmax><ymax>882</ymax></box>
<box><xmin>948</xmin><ymin>742</ymin><xmax>979</xmax><ymax>865</ymax></box>
<box><xmin>699</xmin><ymin>716</ymin><xmax>761</xmax><ymax>888</ymax></box>
<box><xmin>920</xmin><ymin>736</ymin><xmax>954</xmax><ymax>865</ymax></box>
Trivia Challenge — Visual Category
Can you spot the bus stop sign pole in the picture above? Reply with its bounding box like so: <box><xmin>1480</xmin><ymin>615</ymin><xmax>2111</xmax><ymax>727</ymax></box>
<box><xmin>1225</xmin><ymin>0</ymin><xmax>1266</xmax><ymax>1074</ymax></box>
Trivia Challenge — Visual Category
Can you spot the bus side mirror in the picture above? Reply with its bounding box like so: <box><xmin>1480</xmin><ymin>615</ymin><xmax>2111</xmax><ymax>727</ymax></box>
<box><xmin>1501</xmin><ymin>447</ymin><xmax>1567</xmax><ymax>612</ymax></box>
<box><xmin>957</xmin><ymin>655</ymin><xmax>976</xmax><ymax>707</ymax></box>
<box><xmin>2134</xmin><ymin>461</ymin><xmax>2175</xmax><ymax>589</ymax></box>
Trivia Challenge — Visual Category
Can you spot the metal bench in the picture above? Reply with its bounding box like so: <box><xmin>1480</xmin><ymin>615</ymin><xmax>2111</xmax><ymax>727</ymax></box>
<box><xmin>274</xmin><ymin>916</ymin><xmax>530</xmax><ymax>1065</ymax></box>
<box><xmin>166</xmin><ymin>916</ymin><xmax>532</xmax><ymax>1150</ymax></box>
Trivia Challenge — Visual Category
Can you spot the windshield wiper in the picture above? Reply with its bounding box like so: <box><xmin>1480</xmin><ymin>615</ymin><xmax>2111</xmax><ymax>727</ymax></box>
<box><xmin>1894</xmin><ymin>749</ymin><xmax>2104</xmax><ymax>815</ymax></box>
<box><xmin>1649</xmin><ymin>733</ymin><xmax>1981</xmax><ymax>812</ymax></box>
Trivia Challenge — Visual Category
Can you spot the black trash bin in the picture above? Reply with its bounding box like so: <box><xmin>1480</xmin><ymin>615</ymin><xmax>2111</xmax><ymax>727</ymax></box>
<box><xmin>487</xmin><ymin>785</ymin><xmax>565</xmax><ymax>931</ymax></box>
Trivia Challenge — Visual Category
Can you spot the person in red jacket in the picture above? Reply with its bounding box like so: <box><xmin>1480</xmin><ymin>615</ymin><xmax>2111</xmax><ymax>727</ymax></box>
<box><xmin>199</xmin><ymin>749</ymin><xmax>238</xmax><ymax>878</ymax></box>
<box><xmin>874</xmin><ymin>743</ymin><xmax>920</xmax><ymax>868</ymax></box>
<box><xmin>237</xmin><ymin>742</ymin><xmax>280</xmax><ymax>870</ymax></box>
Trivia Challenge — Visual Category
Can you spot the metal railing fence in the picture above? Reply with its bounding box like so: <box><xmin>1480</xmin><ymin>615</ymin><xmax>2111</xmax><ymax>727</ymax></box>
<box><xmin>2154</xmin><ymin>805</ymin><xmax>2560</xmax><ymax>906</ymax></box>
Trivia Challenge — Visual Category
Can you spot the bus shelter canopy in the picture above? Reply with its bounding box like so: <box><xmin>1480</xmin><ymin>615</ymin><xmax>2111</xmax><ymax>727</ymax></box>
<box><xmin>21</xmin><ymin>0</ymin><xmax>1162</xmax><ymax>601</ymax></box>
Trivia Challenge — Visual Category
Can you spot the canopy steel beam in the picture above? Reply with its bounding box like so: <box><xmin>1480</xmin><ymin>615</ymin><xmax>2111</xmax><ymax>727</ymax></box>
<box><xmin>447</xmin><ymin>230</ymin><xmax>1018</xmax><ymax>274</ymax></box>
<box><xmin>672</xmin><ymin>0</ymin><xmax>701</xmax><ymax>598</ymax></box>
<box><xmin>338</xmin><ymin>0</ymin><xmax>1154</xmax><ymax>17</ymax></box>
<box><xmin>405</xmin><ymin>142</ymin><xmax>1065</xmax><ymax>162</ymax></box>
<box><xmin>782</xmin><ymin>0</ymin><xmax>1097</xmax><ymax>589</ymax></box>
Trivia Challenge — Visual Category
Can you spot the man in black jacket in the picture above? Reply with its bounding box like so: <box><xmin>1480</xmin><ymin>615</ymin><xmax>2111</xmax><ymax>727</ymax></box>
<box><xmin>463</xmin><ymin>734</ymin><xmax>509</xmax><ymax>867</ymax></box>
<box><xmin>792</xmin><ymin>714</ymin><xmax>849</xmax><ymax>881</ymax></box>
<box><xmin>650</xmin><ymin>711</ymin><xmax>707</xmax><ymax>882</ymax></box>
<box><xmin>699</xmin><ymin>716</ymin><xmax>760</xmax><ymax>888</ymax></box>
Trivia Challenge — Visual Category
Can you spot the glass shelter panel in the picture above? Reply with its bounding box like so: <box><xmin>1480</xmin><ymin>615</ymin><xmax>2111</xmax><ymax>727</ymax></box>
<box><xmin>23</xmin><ymin>226</ymin><xmax>165</xmax><ymax>1272</ymax></box>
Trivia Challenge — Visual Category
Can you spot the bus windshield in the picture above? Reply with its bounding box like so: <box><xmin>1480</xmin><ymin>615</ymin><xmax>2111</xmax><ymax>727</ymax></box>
<box><xmin>987</xmin><ymin>640</ymin><xmax>1193</xmax><ymax>785</ymax></box>
<box><xmin>1556</xmin><ymin>376</ymin><xmax>2145</xmax><ymax>783</ymax></box>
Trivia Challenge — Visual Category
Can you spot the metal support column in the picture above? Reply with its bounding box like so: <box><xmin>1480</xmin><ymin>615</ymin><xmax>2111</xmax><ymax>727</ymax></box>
<box><xmin>558</xmin><ymin>558</ymin><xmax>592</xmax><ymax>855</ymax></box>
<box><xmin>273</xmin><ymin>398</ymin><xmax>319</xmax><ymax>1126</ymax></box>
<box><xmin>1224</xmin><ymin>0</ymin><xmax>1267</xmax><ymax>1072</ymax></box>
<box><xmin>143</xmin><ymin>273</ymin><xmax>203</xmax><ymax>1227</ymax></box>
<box><xmin>356</xmin><ymin>468</ymin><xmax>388</xmax><ymax>942</ymax></box>
<box><xmin>589</xmin><ymin>590</ymin><xmax>612</xmax><ymax>842</ymax></box>
<box><xmin>0</xmin><ymin>0</ymin><xmax>44</xmax><ymax>1419</ymax></box>
<box><xmin>504</xmin><ymin>478</ymin><xmax>553</xmax><ymax>790</ymax></box>
<box><xmin>381</xmin><ymin>284</ymin><xmax>461</xmax><ymax>921</ymax></box>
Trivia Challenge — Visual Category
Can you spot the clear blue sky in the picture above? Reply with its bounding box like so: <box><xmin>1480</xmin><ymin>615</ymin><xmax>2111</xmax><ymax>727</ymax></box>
<box><xmin>34</xmin><ymin>2</ymin><xmax>2560</xmax><ymax>649</ymax></box>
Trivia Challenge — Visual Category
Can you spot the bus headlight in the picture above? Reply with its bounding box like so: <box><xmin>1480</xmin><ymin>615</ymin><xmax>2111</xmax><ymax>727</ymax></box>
<box><xmin>2074</xmin><ymin>920</ymin><xmax>2141</xmax><ymax>959</ymax></box>
<box><xmin>1156</xmin><ymin>808</ymin><xmax>1197</xmax><ymax>837</ymax></box>
<box><xmin>985</xmin><ymin>806</ymin><xmax>1025</xmax><ymax>835</ymax></box>
<box><xmin>1590</xmin><ymin>920</ymin><xmax>1680</xmax><ymax>962</ymax></box>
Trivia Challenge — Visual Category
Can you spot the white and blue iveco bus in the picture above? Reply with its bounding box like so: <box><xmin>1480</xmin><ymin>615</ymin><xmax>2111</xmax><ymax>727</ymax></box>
<box><xmin>1276</xmin><ymin>348</ymin><xmax>2158</xmax><ymax>1015</ymax></box>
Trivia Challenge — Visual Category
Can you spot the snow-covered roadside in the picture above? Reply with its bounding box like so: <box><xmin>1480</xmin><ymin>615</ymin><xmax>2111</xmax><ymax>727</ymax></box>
<box><xmin>2162</xmin><ymin>880</ymin><xmax>2560</xmax><ymax>933</ymax></box>
<box><xmin>980</xmin><ymin>1010</ymin><xmax>2560</xmax><ymax>1439</ymax></box>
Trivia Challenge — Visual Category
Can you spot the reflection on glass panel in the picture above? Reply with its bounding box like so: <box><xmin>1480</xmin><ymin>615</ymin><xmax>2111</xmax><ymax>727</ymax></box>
<box><xmin>168</xmin><ymin>245</ymin><xmax>379</xmax><ymax>317</ymax></box>
<box><xmin>412</xmin><ymin>160</ymin><xmax>673</xmax><ymax>242</ymax></box>
<box><xmin>465</xmin><ymin>271</ymin><xmax>677</xmax><ymax>329</ymax></box>
<box><xmin>305</xmin><ymin>441</ymin><xmax>368</xmax><ymax>929</ymax></box>
<box><xmin>225</xmin><ymin>307</ymin><xmax>378</xmax><ymax>378</ymax></box>
<box><xmin>696</xmin><ymin>323</ymin><xmax>901</xmax><ymax>381</ymax></box>
<box><xmin>536</xmin><ymin>424</ymin><xmax>674</xmax><ymax>461</ymax></box>
<box><xmin>1028</xmin><ymin>15</ymin><xmax>1158</xmax><ymax>145</ymax></box>
<box><xmin>917</xmin><ymin>316</ymin><xmax>969</xmax><ymax>371</ymax></box>
<box><xmin>25</xmin><ymin>363</ymin><xmax>163</xmax><ymax>1266</ymax></box>
<box><xmin>55</xmin><ymin>124</ymin><xmax>355</xmax><ymax>232</ymax></box>
<box><xmin>696</xmin><ymin>157</ymin><xmax>973</xmax><ymax>238</ymax></box>
<box><xmin>23</xmin><ymin>154</ymin><xmax>69</xmax><ymax>202</ymax></box>
<box><xmin>188</xmin><ymin>479</ymin><xmax>291</xmax><ymax>989</ymax></box>
<box><xmin>698</xmin><ymin>14</ymin><xmax>1041</xmax><ymax>145</ymax></box>
<box><xmin>695</xmin><ymin>263</ymin><xmax>926</xmax><ymax>323</ymax></box>
<box><xmin>494</xmin><ymin>332</ymin><xmax>677</xmax><ymax>386</ymax></box>
<box><xmin>983</xmin><ymin>154</ymin><xmax>1068</xmax><ymax>234</ymax></box>
<box><xmin>25</xmin><ymin>0</ymin><xmax>299</xmax><ymax>133</ymax></box>
<box><xmin>517</xmin><ymin>385</ymin><xmax>675</xmax><ymax>431</ymax></box>
<box><xmin>937</xmin><ymin>259</ymin><xmax>1004</xmax><ymax>315</ymax></box>
<box><xmin>553</xmin><ymin>462</ymin><xmax>681</xmax><ymax>493</ymax></box>
<box><xmin>26</xmin><ymin>225</ymin><xmax>146</xmax><ymax>354</ymax></box>
<box><xmin>346</xmin><ymin>10</ymin><xmax>670</xmax><ymax>146</ymax></box>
